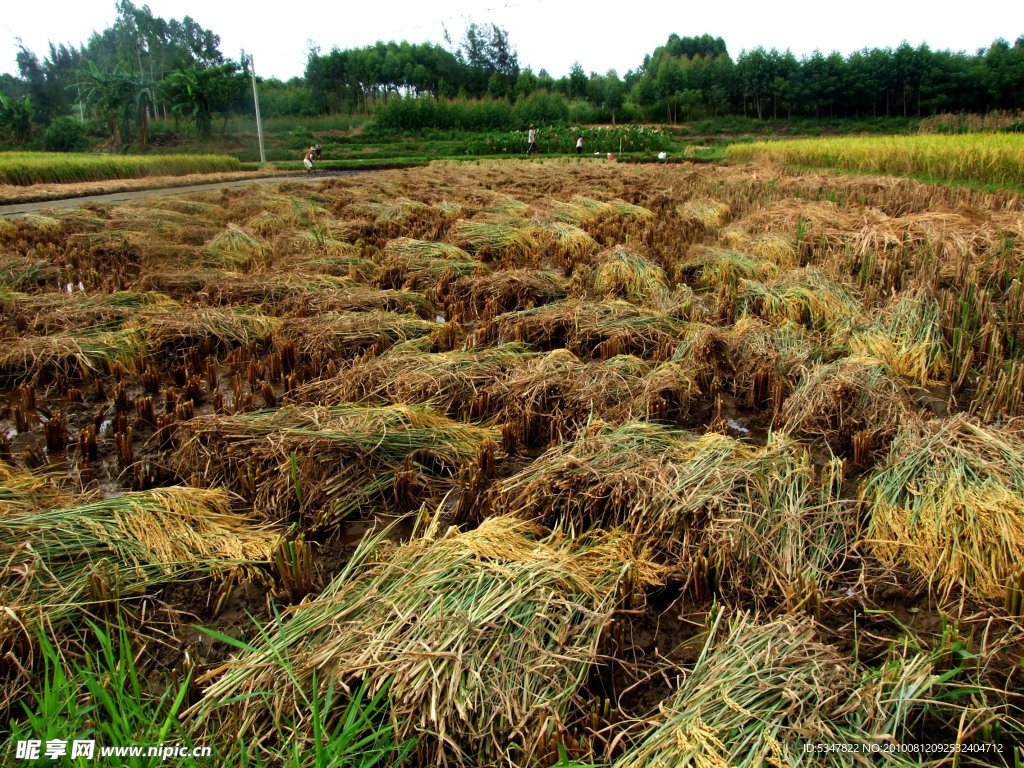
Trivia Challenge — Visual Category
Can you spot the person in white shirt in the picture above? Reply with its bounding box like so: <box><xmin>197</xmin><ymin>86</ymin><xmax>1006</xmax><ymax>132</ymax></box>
<box><xmin>527</xmin><ymin>125</ymin><xmax>538</xmax><ymax>155</ymax></box>
<box><xmin>576</xmin><ymin>136</ymin><xmax>583</xmax><ymax>155</ymax></box>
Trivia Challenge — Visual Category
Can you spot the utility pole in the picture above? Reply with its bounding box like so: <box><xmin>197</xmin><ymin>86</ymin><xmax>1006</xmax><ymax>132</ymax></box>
<box><xmin>247</xmin><ymin>54</ymin><xmax>266</xmax><ymax>165</ymax></box>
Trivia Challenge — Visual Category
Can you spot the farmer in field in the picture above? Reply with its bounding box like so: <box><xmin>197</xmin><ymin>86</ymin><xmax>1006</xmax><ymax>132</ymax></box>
<box><xmin>526</xmin><ymin>125</ymin><xmax>538</xmax><ymax>155</ymax></box>
<box><xmin>303</xmin><ymin>145</ymin><xmax>321</xmax><ymax>176</ymax></box>
<box><xmin>576</xmin><ymin>136</ymin><xmax>583</xmax><ymax>155</ymax></box>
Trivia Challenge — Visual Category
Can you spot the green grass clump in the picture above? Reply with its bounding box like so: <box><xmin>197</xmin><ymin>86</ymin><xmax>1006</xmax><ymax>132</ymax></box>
<box><xmin>0</xmin><ymin>151</ymin><xmax>241</xmax><ymax>186</ymax></box>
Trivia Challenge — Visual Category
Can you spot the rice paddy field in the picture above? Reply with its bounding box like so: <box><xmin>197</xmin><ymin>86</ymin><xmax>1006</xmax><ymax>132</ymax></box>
<box><xmin>0</xmin><ymin>152</ymin><xmax>242</xmax><ymax>186</ymax></box>
<box><xmin>2</xmin><ymin>155</ymin><xmax>1024</xmax><ymax>765</ymax></box>
<box><xmin>727</xmin><ymin>134</ymin><xmax>1024</xmax><ymax>189</ymax></box>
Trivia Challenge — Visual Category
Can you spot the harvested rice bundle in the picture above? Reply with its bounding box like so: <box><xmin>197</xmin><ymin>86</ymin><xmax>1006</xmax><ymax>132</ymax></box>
<box><xmin>384</xmin><ymin>237</ymin><xmax>471</xmax><ymax>262</ymax></box>
<box><xmin>737</xmin><ymin>268</ymin><xmax>860</xmax><ymax>331</ymax></box>
<box><xmin>141</xmin><ymin>306</ymin><xmax>279</xmax><ymax>352</ymax></box>
<box><xmin>448</xmin><ymin>218</ymin><xmax>544</xmax><ymax>266</ymax></box>
<box><xmin>733</xmin><ymin>444</ymin><xmax>852</xmax><ymax>596</ymax></box>
<box><xmin>135</xmin><ymin>269</ymin><xmax>226</xmax><ymax>297</ymax></box>
<box><xmin>548</xmin><ymin>197</ymin><xmax>614</xmax><ymax>227</ymax></box>
<box><xmin>449</xmin><ymin>219</ymin><xmax>542</xmax><ymax>264</ymax></box>
<box><xmin>750</xmin><ymin>234</ymin><xmax>799</xmax><ymax>268</ymax></box>
<box><xmin>173</xmin><ymin>404</ymin><xmax>499</xmax><ymax>522</ymax></box>
<box><xmin>491</xmin><ymin>422</ymin><xmax>766</xmax><ymax>548</ymax></box>
<box><xmin>10</xmin><ymin>290</ymin><xmax>176</xmax><ymax>333</ymax></box>
<box><xmin>671</xmin><ymin>317</ymin><xmax>830</xmax><ymax>401</ymax></box>
<box><xmin>585</xmin><ymin>245</ymin><xmax>669</xmax><ymax>306</ymax></box>
<box><xmin>640</xmin><ymin>360</ymin><xmax>703</xmax><ymax>423</ymax></box>
<box><xmin>447</xmin><ymin>269</ymin><xmax>568</xmax><ymax>319</ymax></box>
<box><xmin>0</xmin><ymin>479</ymin><xmax>278</xmax><ymax>641</ymax></box>
<box><xmin>491</xmin><ymin>300</ymin><xmax>687</xmax><ymax>360</ymax></box>
<box><xmin>374</xmin><ymin>254</ymin><xmax>482</xmax><ymax>292</ymax></box>
<box><xmin>547</xmin><ymin>221</ymin><xmax>600</xmax><ymax>263</ymax></box>
<box><xmin>0</xmin><ymin>325</ymin><xmax>145</xmax><ymax>382</ymax></box>
<box><xmin>614</xmin><ymin>613</ymin><xmax>938</xmax><ymax>768</ymax></box>
<box><xmin>279</xmin><ymin>286</ymin><xmax>434</xmax><ymax>319</ymax></box>
<box><xmin>53</xmin><ymin>208</ymin><xmax>109</xmax><ymax>235</ymax></box>
<box><xmin>279</xmin><ymin>310</ymin><xmax>435</xmax><ymax>360</ymax></box>
<box><xmin>295</xmin><ymin>255</ymin><xmax>380</xmax><ymax>283</ymax></box>
<box><xmin>850</xmin><ymin>289</ymin><xmax>950</xmax><ymax>384</ymax></box>
<box><xmin>676</xmin><ymin>246</ymin><xmax>781</xmax><ymax>289</ymax></box>
<box><xmin>548</xmin><ymin>196</ymin><xmax>654</xmax><ymax>227</ymax></box>
<box><xmin>204</xmin><ymin>224</ymin><xmax>268</xmax><ymax>269</ymax></box>
<box><xmin>195</xmin><ymin>273</ymin><xmax>356</xmax><ymax>306</ymax></box>
<box><xmin>481</xmin><ymin>195</ymin><xmax>531</xmax><ymax>217</ymax></box>
<box><xmin>717</xmin><ymin>226</ymin><xmax>748</xmax><ymax>250</ymax></box>
<box><xmin>349</xmin><ymin>197</ymin><xmax>429</xmax><ymax>225</ymax></box>
<box><xmin>488</xmin><ymin>350</ymin><xmax>650</xmax><ymax>445</ymax></box>
<box><xmin>677</xmin><ymin>198</ymin><xmax>730</xmax><ymax>228</ymax></box>
<box><xmin>866</xmin><ymin>415</ymin><xmax>1024</xmax><ymax>598</ymax></box>
<box><xmin>296</xmin><ymin>344</ymin><xmax>537</xmax><ymax>417</ymax></box>
<box><xmin>0</xmin><ymin>463</ymin><xmax>70</xmax><ymax>512</ymax></box>
<box><xmin>0</xmin><ymin>256</ymin><xmax>61</xmax><ymax>291</ymax></box>
<box><xmin>732</xmin><ymin>198</ymin><xmax>853</xmax><ymax>244</ymax></box>
<box><xmin>193</xmin><ymin>517</ymin><xmax>657</xmax><ymax>765</ymax></box>
<box><xmin>270</xmin><ymin>223</ymin><xmax>367</xmax><ymax>259</ymax></box>
<box><xmin>152</xmin><ymin>198</ymin><xmax>225</xmax><ymax>219</ymax></box>
<box><xmin>780</xmin><ymin>359</ymin><xmax>910</xmax><ymax>453</ymax></box>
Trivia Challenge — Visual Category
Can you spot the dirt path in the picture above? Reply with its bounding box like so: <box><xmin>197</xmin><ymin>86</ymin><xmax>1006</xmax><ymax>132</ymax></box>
<box><xmin>0</xmin><ymin>170</ymin><xmax>375</xmax><ymax>219</ymax></box>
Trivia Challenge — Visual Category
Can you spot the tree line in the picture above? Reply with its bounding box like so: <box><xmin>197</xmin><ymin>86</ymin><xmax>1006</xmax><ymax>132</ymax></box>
<box><xmin>2</xmin><ymin>8</ymin><xmax>1023</xmax><ymax>150</ymax></box>
<box><xmin>0</xmin><ymin>0</ymin><xmax>251</xmax><ymax>148</ymax></box>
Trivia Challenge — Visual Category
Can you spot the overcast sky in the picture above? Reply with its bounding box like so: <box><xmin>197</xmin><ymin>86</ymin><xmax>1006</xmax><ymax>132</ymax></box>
<box><xmin>3</xmin><ymin>0</ymin><xmax>1022</xmax><ymax>82</ymax></box>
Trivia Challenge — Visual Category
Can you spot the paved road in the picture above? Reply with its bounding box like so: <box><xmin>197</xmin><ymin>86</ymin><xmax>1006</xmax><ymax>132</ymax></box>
<box><xmin>0</xmin><ymin>170</ymin><xmax>373</xmax><ymax>219</ymax></box>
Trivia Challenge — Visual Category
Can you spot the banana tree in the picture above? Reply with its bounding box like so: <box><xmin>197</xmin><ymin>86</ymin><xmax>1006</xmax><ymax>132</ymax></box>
<box><xmin>0</xmin><ymin>90</ymin><xmax>33</xmax><ymax>145</ymax></box>
<box><xmin>79</xmin><ymin>61</ymin><xmax>157</xmax><ymax>147</ymax></box>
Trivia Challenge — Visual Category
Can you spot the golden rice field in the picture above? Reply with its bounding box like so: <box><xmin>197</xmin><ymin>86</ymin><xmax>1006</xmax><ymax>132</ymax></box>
<box><xmin>727</xmin><ymin>133</ymin><xmax>1024</xmax><ymax>188</ymax></box>
<box><xmin>1</xmin><ymin>157</ymin><xmax>1024</xmax><ymax>765</ymax></box>
<box><xmin>0</xmin><ymin>151</ymin><xmax>242</xmax><ymax>186</ymax></box>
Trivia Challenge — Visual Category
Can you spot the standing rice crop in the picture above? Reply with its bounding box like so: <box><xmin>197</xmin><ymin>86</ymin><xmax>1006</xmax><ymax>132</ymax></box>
<box><xmin>727</xmin><ymin>134</ymin><xmax>1024</xmax><ymax>188</ymax></box>
<box><xmin>0</xmin><ymin>152</ymin><xmax>241</xmax><ymax>186</ymax></box>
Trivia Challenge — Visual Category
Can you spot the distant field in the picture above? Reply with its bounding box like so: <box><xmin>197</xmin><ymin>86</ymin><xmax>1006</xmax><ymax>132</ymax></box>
<box><xmin>0</xmin><ymin>152</ymin><xmax>241</xmax><ymax>186</ymax></box>
<box><xmin>727</xmin><ymin>134</ymin><xmax>1024</xmax><ymax>188</ymax></box>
